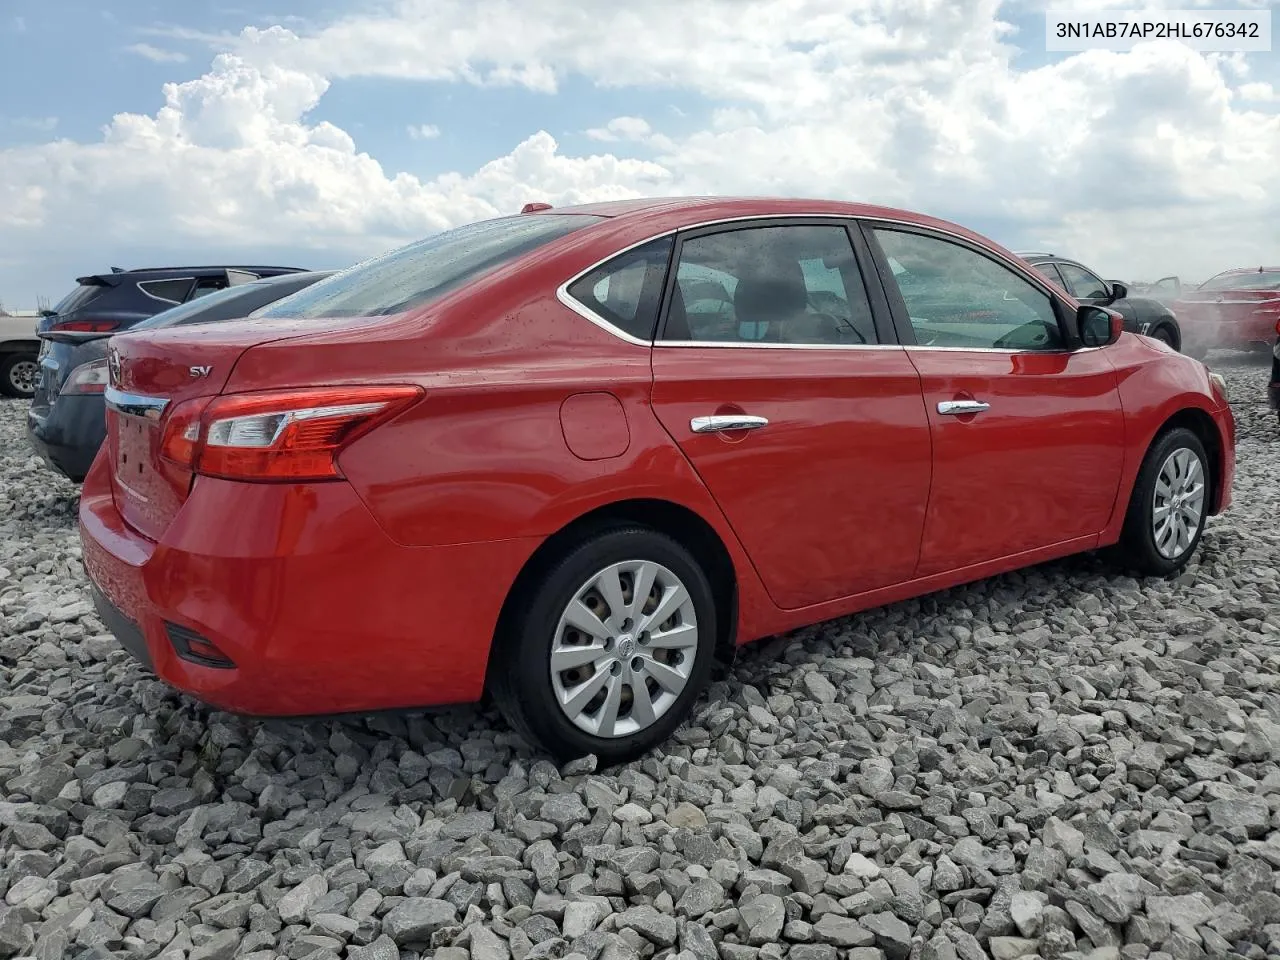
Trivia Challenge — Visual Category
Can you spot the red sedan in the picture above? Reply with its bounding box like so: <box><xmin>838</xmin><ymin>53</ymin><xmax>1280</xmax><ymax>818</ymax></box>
<box><xmin>80</xmin><ymin>197</ymin><xmax>1236</xmax><ymax>763</ymax></box>
<box><xmin>1172</xmin><ymin>266</ymin><xmax>1280</xmax><ymax>357</ymax></box>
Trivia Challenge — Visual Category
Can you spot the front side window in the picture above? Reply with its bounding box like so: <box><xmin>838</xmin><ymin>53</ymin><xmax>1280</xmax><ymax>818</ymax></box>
<box><xmin>257</xmin><ymin>214</ymin><xmax>604</xmax><ymax>320</ymax></box>
<box><xmin>565</xmin><ymin>236</ymin><xmax>672</xmax><ymax>341</ymax></box>
<box><xmin>1056</xmin><ymin>263</ymin><xmax>1109</xmax><ymax>301</ymax></box>
<box><xmin>661</xmin><ymin>224</ymin><xmax>878</xmax><ymax>345</ymax></box>
<box><xmin>872</xmin><ymin>227</ymin><xmax>1064</xmax><ymax>351</ymax></box>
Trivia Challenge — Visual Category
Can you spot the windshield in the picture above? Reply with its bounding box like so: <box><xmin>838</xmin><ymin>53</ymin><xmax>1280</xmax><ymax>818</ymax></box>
<box><xmin>254</xmin><ymin>214</ymin><xmax>604</xmax><ymax>320</ymax></box>
<box><xmin>130</xmin><ymin>281</ymin><xmax>267</xmax><ymax>330</ymax></box>
<box><xmin>1198</xmin><ymin>270</ymin><xmax>1280</xmax><ymax>292</ymax></box>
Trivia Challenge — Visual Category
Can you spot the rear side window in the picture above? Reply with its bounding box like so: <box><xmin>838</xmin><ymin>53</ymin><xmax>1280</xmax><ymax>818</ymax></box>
<box><xmin>256</xmin><ymin>214</ymin><xmax>604</xmax><ymax>320</ymax></box>
<box><xmin>565</xmin><ymin>237</ymin><xmax>673</xmax><ymax>341</ymax></box>
<box><xmin>138</xmin><ymin>278</ymin><xmax>195</xmax><ymax>303</ymax></box>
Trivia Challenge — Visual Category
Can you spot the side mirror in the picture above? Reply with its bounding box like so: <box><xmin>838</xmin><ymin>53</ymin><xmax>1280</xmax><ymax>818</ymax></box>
<box><xmin>1109</xmin><ymin>281</ymin><xmax>1128</xmax><ymax>301</ymax></box>
<box><xmin>1078</xmin><ymin>305</ymin><xmax>1123</xmax><ymax>347</ymax></box>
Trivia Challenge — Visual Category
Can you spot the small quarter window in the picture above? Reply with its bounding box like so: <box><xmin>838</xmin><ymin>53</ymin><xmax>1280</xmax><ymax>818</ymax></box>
<box><xmin>138</xmin><ymin>279</ymin><xmax>194</xmax><ymax>303</ymax></box>
<box><xmin>566</xmin><ymin>236</ymin><xmax>673</xmax><ymax>341</ymax></box>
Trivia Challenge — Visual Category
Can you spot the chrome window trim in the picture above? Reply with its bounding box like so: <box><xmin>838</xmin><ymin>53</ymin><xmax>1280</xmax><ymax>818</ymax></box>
<box><xmin>105</xmin><ymin>385</ymin><xmax>169</xmax><ymax>420</ymax></box>
<box><xmin>557</xmin><ymin>212</ymin><xmax>1072</xmax><ymax>349</ymax></box>
<box><xmin>137</xmin><ymin>277</ymin><xmax>197</xmax><ymax>306</ymax></box>
<box><xmin>654</xmin><ymin>340</ymin><xmax>902</xmax><ymax>351</ymax></box>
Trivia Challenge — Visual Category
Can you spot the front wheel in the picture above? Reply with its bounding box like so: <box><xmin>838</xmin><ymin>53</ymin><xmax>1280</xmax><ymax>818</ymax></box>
<box><xmin>488</xmin><ymin>526</ymin><xmax>717</xmax><ymax>765</ymax></box>
<box><xmin>0</xmin><ymin>353</ymin><xmax>38</xmax><ymax>399</ymax></box>
<box><xmin>1115</xmin><ymin>427</ymin><xmax>1210</xmax><ymax>577</ymax></box>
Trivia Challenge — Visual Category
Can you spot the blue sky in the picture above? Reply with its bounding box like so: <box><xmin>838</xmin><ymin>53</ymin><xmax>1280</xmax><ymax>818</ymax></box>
<box><xmin>1</xmin><ymin>1</ymin><xmax>1278</xmax><ymax>305</ymax></box>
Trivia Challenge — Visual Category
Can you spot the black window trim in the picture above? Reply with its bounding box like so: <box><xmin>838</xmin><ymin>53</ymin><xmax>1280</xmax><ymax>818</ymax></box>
<box><xmin>136</xmin><ymin>277</ymin><xmax>196</xmax><ymax>306</ymax></box>
<box><xmin>857</xmin><ymin>219</ymin><xmax>1088</xmax><ymax>354</ymax></box>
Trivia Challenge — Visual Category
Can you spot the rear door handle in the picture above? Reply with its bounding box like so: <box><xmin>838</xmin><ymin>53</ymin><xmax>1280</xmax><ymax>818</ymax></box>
<box><xmin>937</xmin><ymin>400</ymin><xmax>990</xmax><ymax>416</ymax></box>
<box><xmin>690</xmin><ymin>414</ymin><xmax>769</xmax><ymax>434</ymax></box>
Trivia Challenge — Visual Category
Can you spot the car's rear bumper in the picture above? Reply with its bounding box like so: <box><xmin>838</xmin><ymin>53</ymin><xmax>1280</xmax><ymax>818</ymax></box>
<box><xmin>78</xmin><ymin>454</ymin><xmax>541</xmax><ymax>717</ymax></box>
<box><xmin>27</xmin><ymin>395</ymin><xmax>106</xmax><ymax>482</ymax></box>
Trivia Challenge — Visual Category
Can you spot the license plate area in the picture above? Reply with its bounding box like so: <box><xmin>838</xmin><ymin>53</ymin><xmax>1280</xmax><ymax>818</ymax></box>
<box><xmin>115</xmin><ymin>415</ymin><xmax>157</xmax><ymax>491</ymax></box>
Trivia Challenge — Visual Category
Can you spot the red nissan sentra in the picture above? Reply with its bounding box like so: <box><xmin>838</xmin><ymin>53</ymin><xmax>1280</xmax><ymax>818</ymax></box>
<box><xmin>80</xmin><ymin>197</ymin><xmax>1236</xmax><ymax>763</ymax></box>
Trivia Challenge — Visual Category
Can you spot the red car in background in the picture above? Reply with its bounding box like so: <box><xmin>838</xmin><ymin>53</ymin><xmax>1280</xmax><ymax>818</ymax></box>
<box><xmin>79</xmin><ymin>197</ymin><xmax>1236</xmax><ymax>763</ymax></box>
<box><xmin>1173</xmin><ymin>266</ymin><xmax>1280</xmax><ymax>358</ymax></box>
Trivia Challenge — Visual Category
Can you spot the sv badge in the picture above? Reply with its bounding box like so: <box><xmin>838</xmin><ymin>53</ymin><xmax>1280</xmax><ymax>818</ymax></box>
<box><xmin>189</xmin><ymin>365</ymin><xmax>213</xmax><ymax>378</ymax></box>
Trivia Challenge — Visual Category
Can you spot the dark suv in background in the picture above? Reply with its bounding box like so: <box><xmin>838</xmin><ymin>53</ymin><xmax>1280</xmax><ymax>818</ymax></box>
<box><xmin>31</xmin><ymin>264</ymin><xmax>307</xmax><ymax>479</ymax></box>
<box><xmin>1018</xmin><ymin>252</ymin><xmax>1183</xmax><ymax>351</ymax></box>
<box><xmin>29</xmin><ymin>268</ymin><xmax>329</xmax><ymax>482</ymax></box>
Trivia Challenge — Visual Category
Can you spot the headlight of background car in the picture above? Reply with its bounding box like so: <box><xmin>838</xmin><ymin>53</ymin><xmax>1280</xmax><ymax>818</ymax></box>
<box><xmin>1207</xmin><ymin>371</ymin><xmax>1229</xmax><ymax>403</ymax></box>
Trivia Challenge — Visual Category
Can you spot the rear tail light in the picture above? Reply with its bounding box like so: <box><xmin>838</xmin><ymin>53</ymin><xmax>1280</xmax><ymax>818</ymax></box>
<box><xmin>159</xmin><ymin>385</ymin><xmax>423</xmax><ymax>482</ymax></box>
<box><xmin>50</xmin><ymin>319</ymin><xmax>121</xmax><ymax>333</ymax></box>
<box><xmin>59</xmin><ymin>359</ymin><xmax>110</xmax><ymax>396</ymax></box>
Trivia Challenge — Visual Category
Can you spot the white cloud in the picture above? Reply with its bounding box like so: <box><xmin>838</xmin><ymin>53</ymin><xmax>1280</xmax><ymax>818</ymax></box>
<box><xmin>407</xmin><ymin>123</ymin><xmax>440</xmax><ymax>140</ymax></box>
<box><xmin>12</xmin><ymin>16</ymin><xmax>26</xmax><ymax>33</ymax></box>
<box><xmin>126</xmin><ymin>42</ymin><xmax>190</xmax><ymax>64</ymax></box>
<box><xmin>585</xmin><ymin>117</ymin><xmax>652</xmax><ymax>143</ymax></box>
<box><xmin>1</xmin><ymin>0</ymin><xmax>1278</xmax><ymax>299</ymax></box>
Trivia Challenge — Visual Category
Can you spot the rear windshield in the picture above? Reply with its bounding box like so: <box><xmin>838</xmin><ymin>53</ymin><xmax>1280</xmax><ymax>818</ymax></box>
<box><xmin>130</xmin><ymin>281</ymin><xmax>269</xmax><ymax>330</ymax></box>
<box><xmin>254</xmin><ymin>214</ymin><xmax>604</xmax><ymax>320</ymax></box>
<box><xmin>1198</xmin><ymin>270</ymin><xmax>1280</xmax><ymax>292</ymax></box>
<box><xmin>52</xmin><ymin>282</ymin><xmax>108</xmax><ymax>315</ymax></box>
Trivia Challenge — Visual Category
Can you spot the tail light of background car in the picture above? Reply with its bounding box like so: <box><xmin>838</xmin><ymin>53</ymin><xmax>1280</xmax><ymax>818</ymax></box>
<box><xmin>49</xmin><ymin>318</ymin><xmax>122</xmax><ymax>334</ymax></box>
<box><xmin>60</xmin><ymin>358</ymin><xmax>110</xmax><ymax>395</ymax></box>
<box><xmin>158</xmin><ymin>385</ymin><xmax>424</xmax><ymax>482</ymax></box>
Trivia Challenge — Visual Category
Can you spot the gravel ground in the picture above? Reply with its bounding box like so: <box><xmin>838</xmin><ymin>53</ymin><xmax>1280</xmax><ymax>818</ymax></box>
<box><xmin>1</xmin><ymin>355</ymin><xmax>1277</xmax><ymax>960</ymax></box>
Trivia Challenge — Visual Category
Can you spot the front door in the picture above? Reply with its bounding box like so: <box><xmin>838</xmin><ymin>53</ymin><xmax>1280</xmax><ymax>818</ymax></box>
<box><xmin>865</xmin><ymin>224</ymin><xmax>1126</xmax><ymax>576</ymax></box>
<box><xmin>649</xmin><ymin>220</ymin><xmax>932</xmax><ymax>610</ymax></box>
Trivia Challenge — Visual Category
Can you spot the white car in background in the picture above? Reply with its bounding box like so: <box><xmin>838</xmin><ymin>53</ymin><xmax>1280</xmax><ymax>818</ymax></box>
<box><xmin>0</xmin><ymin>310</ymin><xmax>41</xmax><ymax>399</ymax></box>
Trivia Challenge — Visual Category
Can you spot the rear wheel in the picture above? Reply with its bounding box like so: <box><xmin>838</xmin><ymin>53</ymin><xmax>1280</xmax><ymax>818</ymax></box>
<box><xmin>1115</xmin><ymin>427</ymin><xmax>1209</xmax><ymax>577</ymax></box>
<box><xmin>489</xmin><ymin>526</ymin><xmax>717</xmax><ymax>765</ymax></box>
<box><xmin>1149</xmin><ymin>322</ymin><xmax>1178</xmax><ymax>350</ymax></box>
<box><xmin>0</xmin><ymin>353</ymin><xmax>38</xmax><ymax>399</ymax></box>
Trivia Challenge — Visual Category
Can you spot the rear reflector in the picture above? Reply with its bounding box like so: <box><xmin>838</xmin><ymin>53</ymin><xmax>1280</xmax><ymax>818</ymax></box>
<box><xmin>164</xmin><ymin>622</ymin><xmax>235</xmax><ymax>669</ymax></box>
<box><xmin>158</xmin><ymin>384</ymin><xmax>424</xmax><ymax>482</ymax></box>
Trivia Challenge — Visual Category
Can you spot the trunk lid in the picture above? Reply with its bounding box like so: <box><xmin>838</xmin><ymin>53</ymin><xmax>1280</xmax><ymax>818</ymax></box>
<box><xmin>105</xmin><ymin>316</ymin><xmax>375</xmax><ymax>540</ymax></box>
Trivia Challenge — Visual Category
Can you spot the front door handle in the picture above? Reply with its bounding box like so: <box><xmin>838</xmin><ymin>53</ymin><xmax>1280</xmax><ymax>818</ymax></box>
<box><xmin>690</xmin><ymin>414</ymin><xmax>769</xmax><ymax>434</ymax></box>
<box><xmin>937</xmin><ymin>400</ymin><xmax>990</xmax><ymax>416</ymax></box>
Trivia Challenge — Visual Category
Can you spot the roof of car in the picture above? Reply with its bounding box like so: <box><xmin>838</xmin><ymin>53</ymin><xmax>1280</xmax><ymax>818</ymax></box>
<box><xmin>528</xmin><ymin>196</ymin><xmax>1000</xmax><ymax>250</ymax></box>
<box><xmin>1212</xmin><ymin>265</ymin><xmax>1280</xmax><ymax>274</ymax></box>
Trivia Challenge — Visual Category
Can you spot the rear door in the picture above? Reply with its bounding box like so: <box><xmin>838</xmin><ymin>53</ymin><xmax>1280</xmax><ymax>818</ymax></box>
<box><xmin>648</xmin><ymin>219</ymin><xmax>932</xmax><ymax>610</ymax></box>
<box><xmin>863</xmin><ymin>222</ymin><xmax>1125</xmax><ymax>576</ymax></box>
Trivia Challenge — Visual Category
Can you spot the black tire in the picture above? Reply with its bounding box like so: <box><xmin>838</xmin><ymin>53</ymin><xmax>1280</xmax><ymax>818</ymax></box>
<box><xmin>1115</xmin><ymin>427</ymin><xmax>1210</xmax><ymax>577</ymax></box>
<box><xmin>0</xmin><ymin>352</ymin><xmax>38</xmax><ymax>399</ymax></box>
<box><xmin>1150</xmin><ymin>322</ymin><xmax>1179</xmax><ymax>351</ymax></box>
<box><xmin>488</xmin><ymin>525</ymin><xmax>717</xmax><ymax>765</ymax></box>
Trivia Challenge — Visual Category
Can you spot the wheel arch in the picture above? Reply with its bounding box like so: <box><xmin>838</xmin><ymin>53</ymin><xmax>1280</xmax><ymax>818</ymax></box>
<box><xmin>1148</xmin><ymin>406</ymin><xmax>1224</xmax><ymax>516</ymax></box>
<box><xmin>489</xmin><ymin>497</ymin><xmax>740</xmax><ymax>677</ymax></box>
